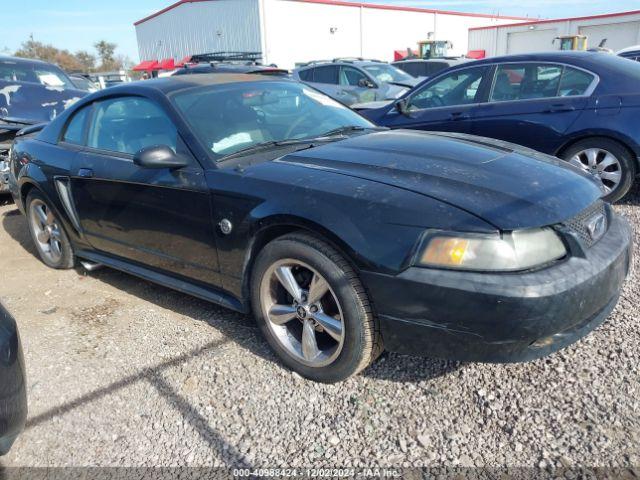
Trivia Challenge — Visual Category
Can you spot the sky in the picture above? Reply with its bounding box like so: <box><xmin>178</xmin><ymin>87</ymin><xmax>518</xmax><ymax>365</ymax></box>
<box><xmin>4</xmin><ymin>0</ymin><xmax>640</xmax><ymax>62</ymax></box>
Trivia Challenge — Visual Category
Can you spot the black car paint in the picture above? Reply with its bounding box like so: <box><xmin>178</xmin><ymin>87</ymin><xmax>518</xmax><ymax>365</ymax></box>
<box><xmin>0</xmin><ymin>303</ymin><xmax>27</xmax><ymax>455</ymax></box>
<box><xmin>8</xmin><ymin>75</ymin><xmax>631</xmax><ymax>362</ymax></box>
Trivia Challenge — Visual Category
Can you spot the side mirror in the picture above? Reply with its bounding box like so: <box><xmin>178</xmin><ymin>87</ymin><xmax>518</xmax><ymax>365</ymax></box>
<box><xmin>358</xmin><ymin>78</ymin><xmax>375</xmax><ymax>89</ymax></box>
<box><xmin>395</xmin><ymin>98</ymin><xmax>410</xmax><ymax>115</ymax></box>
<box><xmin>133</xmin><ymin>145</ymin><xmax>189</xmax><ymax>169</ymax></box>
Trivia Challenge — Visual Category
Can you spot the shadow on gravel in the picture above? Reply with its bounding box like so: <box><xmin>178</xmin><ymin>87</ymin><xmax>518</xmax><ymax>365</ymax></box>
<box><xmin>24</xmin><ymin>337</ymin><xmax>253</xmax><ymax>468</ymax></box>
<box><xmin>1</xmin><ymin>206</ymin><xmax>38</xmax><ymax>258</ymax></box>
<box><xmin>363</xmin><ymin>352</ymin><xmax>462</xmax><ymax>383</ymax></box>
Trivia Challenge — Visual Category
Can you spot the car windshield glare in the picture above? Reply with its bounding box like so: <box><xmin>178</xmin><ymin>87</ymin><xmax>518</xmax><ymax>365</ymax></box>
<box><xmin>362</xmin><ymin>64</ymin><xmax>412</xmax><ymax>83</ymax></box>
<box><xmin>172</xmin><ymin>81</ymin><xmax>374</xmax><ymax>159</ymax></box>
<box><xmin>0</xmin><ymin>60</ymin><xmax>74</xmax><ymax>89</ymax></box>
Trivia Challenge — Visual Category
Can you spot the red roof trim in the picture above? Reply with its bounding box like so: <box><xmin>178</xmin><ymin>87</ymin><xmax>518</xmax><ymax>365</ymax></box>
<box><xmin>132</xmin><ymin>60</ymin><xmax>161</xmax><ymax>71</ymax></box>
<box><xmin>135</xmin><ymin>0</ymin><xmax>529</xmax><ymax>26</ymax></box>
<box><xmin>469</xmin><ymin>9</ymin><xmax>640</xmax><ymax>31</ymax></box>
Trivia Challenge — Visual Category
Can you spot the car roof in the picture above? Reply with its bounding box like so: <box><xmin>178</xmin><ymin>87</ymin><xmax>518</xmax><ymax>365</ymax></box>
<box><xmin>99</xmin><ymin>73</ymin><xmax>288</xmax><ymax>96</ymax></box>
<box><xmin>468</xmin><ymin>50</ymin><xmax>610</xmax><ymax>66</ymax></box>
<box><xmin>0</xmin><ymin>55</ymin><xmax>55</xmax><ymax>67</ymax></box>
<box><xmin>618</xmin><ymin>45</ymin><xmax>640</xmax><ymax>54</ymax></box>
<box><xmin>296</xmin><ymin>59</ymin><xmax>387</xmax><ymax>69</ymax></box>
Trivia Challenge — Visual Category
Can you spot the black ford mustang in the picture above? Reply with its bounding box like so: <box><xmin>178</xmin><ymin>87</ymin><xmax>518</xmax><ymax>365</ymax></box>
<box><xmin>7</xmin><ymin>74</ymin><xmax>632</xmax><ymax>382</ymax></box>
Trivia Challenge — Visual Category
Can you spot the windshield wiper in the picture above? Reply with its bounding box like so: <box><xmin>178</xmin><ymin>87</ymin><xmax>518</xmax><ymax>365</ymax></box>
<box><xmin>316</xmin><ymin>125</ymin><xmax>372</xmax><ymax>137</ymax></box>
<box><xmin>220</xmin><ymin>126</ymin><xmax>387</xmax><ymax>161</ymax></box>
<box><xmin>220</xmin><ymin>138</ymin><xmax>320</xmax><ymax>161</ymax></box>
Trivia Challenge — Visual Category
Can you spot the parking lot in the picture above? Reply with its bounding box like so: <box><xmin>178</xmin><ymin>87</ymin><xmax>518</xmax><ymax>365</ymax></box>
<box><xmin>0</xmin><ymin>186</ymin><xmax>637</xmax><ymax>469</ymax></box>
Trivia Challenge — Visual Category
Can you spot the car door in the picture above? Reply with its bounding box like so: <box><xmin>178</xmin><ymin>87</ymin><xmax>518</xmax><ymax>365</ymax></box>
<box><xmin>380</xmin><ymin>65</ymin><xmax>492</xmax><ymax>134</ymax></box>
<box><xmin>67</xmin><ymin>95</ymin><xmax>221</xmax><ymax>286</ymax></box>
<box><xmin>471</xmin><ymin>63</ymin><xmax>593</xmax><ymax>153</ymax></box>
<box><xmin>338</xmin><ymin>66</ymin><xmax>377</xmax><ymax>105</ymax></box>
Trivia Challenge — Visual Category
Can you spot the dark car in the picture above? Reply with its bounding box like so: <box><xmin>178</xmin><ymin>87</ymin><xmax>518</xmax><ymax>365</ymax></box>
<box><xmin>173</xmin><ymin>63</ymin><xmax>289</xmax><ymax>77</ymax></box>
<box><xmin>359</xmin><ymin>51</ymin><xmax>640</xmax><ymax>202</ymax></box>
<box><xmin>1</xmin><ymin>56</ymin><xmax>87</xmax><ymax>193</ymax></box>
<box><xmin>392</xmin><ymin>57</ymin><xmax>469</xmax><ymax>79</ymax></box>
<box><xmin>7</xmin><ymin>74</ymin><xmax>632</xmax><ymax>382</ymax></box>
<box><xmin>0</xmin><ymin>303</ymin><xmax>27</xmax><ymax>455</ymax></box>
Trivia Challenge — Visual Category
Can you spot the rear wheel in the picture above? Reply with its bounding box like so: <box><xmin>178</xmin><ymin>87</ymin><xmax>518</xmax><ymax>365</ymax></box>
<box><xmin>26</xmin><ymin>191</ymin><xmax>75</xmax><ymax>269</ymax></box>
<box><xmin>250</xmin><ymin>232</ymin><xmax>382</xmax><ymax>383</ymax></box>
<box><xmin>561</xmin><ymin>138</ymin><xmax>636</xmax><ymax>203</ymax></box>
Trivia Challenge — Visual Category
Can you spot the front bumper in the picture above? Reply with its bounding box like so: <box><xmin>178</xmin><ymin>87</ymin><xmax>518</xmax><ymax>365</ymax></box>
<box><xmin>361</xmin><ymin>215</ymin><xmax>633</xmax><ymax>362</ymax></box>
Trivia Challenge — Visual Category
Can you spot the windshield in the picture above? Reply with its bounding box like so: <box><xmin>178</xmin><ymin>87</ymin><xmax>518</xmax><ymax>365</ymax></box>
<box><xmin>362</xmin><ymin>64</ymin><xmax>413</xmax><ymax>84</ymax></box>
<box><xmin>71</xmin><ymin>76</ymin><xmax>98</xmax><ymax>92</ymax></box>
<box><xmin>173</xmin><ymin>81</ymin><xmax>374</xmax><ymax>159</ymax></box>
<box><xmin>0</xmin><ymin>60</ymin><xmax>75</xmax><ymax>89</ymax></box>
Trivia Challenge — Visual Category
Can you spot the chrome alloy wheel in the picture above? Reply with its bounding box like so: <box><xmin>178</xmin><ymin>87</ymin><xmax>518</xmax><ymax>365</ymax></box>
<box><xmin>260</xmin><ymin>259</ymin><xmax>345</xmax><ymax>367</ymax></box>
<box><xmin>29</xmin><ymin>199</ymin><xmax>63</xmax><ymax>264</ymax></box>
<box><xmin>569</xmin><ymin>148</ymin><xmax>622</xmax><ymax>194</ymax></box>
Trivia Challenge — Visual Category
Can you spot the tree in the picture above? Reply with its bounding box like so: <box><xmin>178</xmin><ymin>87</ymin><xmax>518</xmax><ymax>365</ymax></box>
<box><xmin>15</xmin><ymin>35</ymin><xmax>83</xmax><ymax>72</ymax></box>
<box><xmin>94</xmin><ymin>40</ymin><xmax>117</xmax><ymax>70</ymax></box>
<box><xmin>13</xmin><ymin>36</ymin><xmax>127</xmax><ymax>74</ymax></box>
<box><xmin>75</xmin><ymin>50</ymin><xmax>96</xmax><ymax>72</ymax></box>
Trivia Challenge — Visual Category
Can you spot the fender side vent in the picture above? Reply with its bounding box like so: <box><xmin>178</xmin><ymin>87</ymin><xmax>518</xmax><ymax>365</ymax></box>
<box><xmin>54</xmin><ymin>177</ymin><xmax>82</xmax><ymax>233</ymax></box>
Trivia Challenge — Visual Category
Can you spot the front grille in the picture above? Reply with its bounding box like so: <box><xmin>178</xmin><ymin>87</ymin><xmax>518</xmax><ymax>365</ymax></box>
<box><xmin>562</xmin><ymin>201</ymin><xmax>608</xmax><ymax>248</ymax></box>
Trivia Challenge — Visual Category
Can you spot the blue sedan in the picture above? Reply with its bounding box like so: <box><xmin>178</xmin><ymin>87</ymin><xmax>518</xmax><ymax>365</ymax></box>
<box><xmin>359</xmin><ymin>51</ymin><xmax>640</xmax><ymax>202</ymax></box>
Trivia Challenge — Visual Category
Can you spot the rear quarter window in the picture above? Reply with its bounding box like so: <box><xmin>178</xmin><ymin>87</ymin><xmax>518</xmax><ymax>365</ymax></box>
<box><xmin>558</xmin><ymin>67</ymin><xmax>595</xmax><ymax>96</ymax></box>
<box><xmin>62</xmin><ymin>106</ymin><xmax>90</xmax><ymax>145</ymax></box>
<box><xmin>298</xmin><ymin>68</ymin><xmax>314</xmax><ymax>81</ymax></box>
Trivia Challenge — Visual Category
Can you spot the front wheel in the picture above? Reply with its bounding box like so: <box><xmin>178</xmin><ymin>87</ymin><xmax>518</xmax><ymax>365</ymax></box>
<box><xmin>250</xmin><ymin>232</ymin><xmax>382</xmax><ymax>383</ymax></box>
<box><xmin>561</xmin><ymin>138</ymin><xmax>636</xmax><ymax>203</ymax></box>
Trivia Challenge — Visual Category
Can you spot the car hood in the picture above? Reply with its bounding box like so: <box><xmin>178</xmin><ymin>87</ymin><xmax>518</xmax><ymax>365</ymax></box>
<box><xmin>352</xmin><ymin>100</ymin><xmax>394</xmax><ymax>111</ymax></box>
<box><xmin>388</xmin><ymin>77</ymin><xmax>421</xmax><ymax>88</ymax></box>
<box><xmin>277</xmin><ymin>130</ymin><xmax>603</xmax><ymax>230</ymax></box>
<box><xmin>0</xmin><ymin>80</ymin><xmax>86</xmax><ymax>124</ymax></box>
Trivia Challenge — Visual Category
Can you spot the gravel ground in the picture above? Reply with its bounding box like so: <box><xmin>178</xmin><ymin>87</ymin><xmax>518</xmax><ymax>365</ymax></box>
<box><xmin>0</xmin><ymin>187</ymin><xmax>638</xmax><ymax>471</ymax></box>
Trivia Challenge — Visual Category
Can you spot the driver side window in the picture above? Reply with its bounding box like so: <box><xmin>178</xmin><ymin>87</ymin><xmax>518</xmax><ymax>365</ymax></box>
<box><xmin>87</xmin><ymin>97</ymin><xmax>177</xmax><ymax>155</ymax></box>
<box><xmin>340</xmin><ymin>67</ymin><xmax>368</xmax><ymax>87</ymax></box>
<box><xmin>409</xmin><ymin>67</ymin><xmax>488</xmax><ymax>110</ymax></box>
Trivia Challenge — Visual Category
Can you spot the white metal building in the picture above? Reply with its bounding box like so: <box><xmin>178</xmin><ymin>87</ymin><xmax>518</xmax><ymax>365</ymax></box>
<box><xmin>134</xmin><ymin>0</ymin><xmax>526</xmax><ymax>68</ymax></box>
<box><xmin>469</xmin><ymin>10</ymin><xmax>640</xmax><ymax>58</ymax></box>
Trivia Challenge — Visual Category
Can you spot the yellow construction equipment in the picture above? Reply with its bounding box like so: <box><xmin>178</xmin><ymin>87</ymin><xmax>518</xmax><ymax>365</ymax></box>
<box><xmin>417</xmin><ymin>40</ymin><xmax>453</xmax><ymax>59</ymax></box>
<box><xmin>554</xmin><ymin>35</ymin><xmax>588</xmax><ymax>51</ymax></box>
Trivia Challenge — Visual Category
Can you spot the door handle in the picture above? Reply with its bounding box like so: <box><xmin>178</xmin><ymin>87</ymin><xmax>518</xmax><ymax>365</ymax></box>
<box><xmin>545</xmin><ymin>104</ymin><xmax>575</xmax><ymax>113</ymax></box>
<box><xmin>78</xmin><ymin>168</ymin><xmax>94</xmax><ymax>178</ymax></box>
<box><xmin>449</xmin><ymin>112</ymin><xmax>470</xmax><ymax>121</ymax></box>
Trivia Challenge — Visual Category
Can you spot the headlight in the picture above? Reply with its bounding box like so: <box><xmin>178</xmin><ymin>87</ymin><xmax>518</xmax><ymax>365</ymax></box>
<box><xmin>417</xmin><ymin>228</ymin><xmax>567</xmax><ymax>272</ymax></box>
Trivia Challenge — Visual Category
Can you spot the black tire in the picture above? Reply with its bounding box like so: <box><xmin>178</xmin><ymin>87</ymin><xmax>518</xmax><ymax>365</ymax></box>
<box><xmin>250</xmin><ymin>232</ymin><xmax>383</xmax><ymax>383</ymax></box>
<box><xmin>560</xmin><ymin>138</ymin><xmax>636</xmax><ymax>203</ymax></box>
<box><xmin>26</xmin><ymin>190</ymin><xmax>75</xmax><ymax>269</ymax></box>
